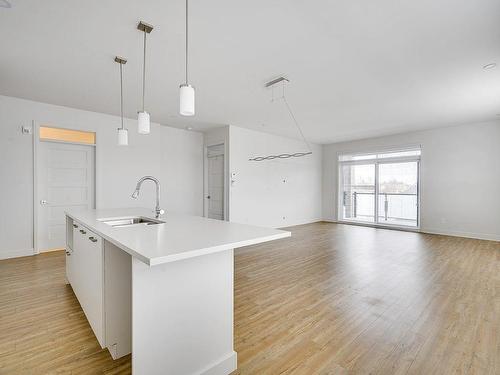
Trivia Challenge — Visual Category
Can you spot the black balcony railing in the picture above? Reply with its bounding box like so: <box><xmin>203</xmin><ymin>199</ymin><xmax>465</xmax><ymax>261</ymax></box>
<box><xmin>343</xmin><ymin>191</ymin><xmax>417</xmax><ymax>224</ymax></box>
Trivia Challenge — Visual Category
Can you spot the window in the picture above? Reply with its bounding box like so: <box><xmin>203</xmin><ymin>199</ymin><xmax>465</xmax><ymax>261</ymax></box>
<box><xmin>39</xmin><ymin>126</ymin><xmax>96</xmax><ymax>145</ymax></box>
<box><xmin>338</xmin><ymin>147</ymin><xmax>420</xmax><ymax>228</ymax></box>
<box><xmin>338</xmin><ymin>148</ymin><xmax>421</xmax><ymax>162</ymax></box>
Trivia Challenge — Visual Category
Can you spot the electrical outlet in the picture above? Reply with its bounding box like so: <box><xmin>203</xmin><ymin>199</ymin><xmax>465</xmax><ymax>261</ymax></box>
<box><xmin>21</xmin><ymin>126</ymin><xmax>32</xmax><ymax>135</ymax></box>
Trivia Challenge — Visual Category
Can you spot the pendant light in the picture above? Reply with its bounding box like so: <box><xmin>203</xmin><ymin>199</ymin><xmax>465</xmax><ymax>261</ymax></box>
<box><xmin>115</xmin><ymin>56</ymin><xmax>128</xmax><ymax>146</ymax></box>
<box><xmin>179</xmin><ymin>0</ymin><xmax>195</xmax><ymax>116</ymax></box>
<box><xmin>249</xmin><ymin>77</ymin><xmax>312</xmax><ymax>161</ymax></box>
<box><xmin>137</xmin><ymin>21</ymin><xmax>154</xmax><ymax>134</ymax></box>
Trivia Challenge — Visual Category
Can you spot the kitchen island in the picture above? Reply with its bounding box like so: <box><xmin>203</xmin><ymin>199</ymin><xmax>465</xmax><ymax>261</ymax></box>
<box><xmin>65</xmin><ymin>208</ymin><xmax>290</xmax><ymax>375</ymax></box>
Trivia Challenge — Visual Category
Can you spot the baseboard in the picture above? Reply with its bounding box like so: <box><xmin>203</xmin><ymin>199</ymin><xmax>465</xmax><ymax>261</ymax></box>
<box><xmin>420</xmin><ymin>228</ymin><xmax>500</xmax><ymax>242</ymax></box>
<box><xmin>320</xmin><ymin>220</ymin><xmax>500</xmax><ymax>242</ymax></box>
<box><xmin>40</xmin><ymin>247</ymin><xmax>65</xmax><ymax>253</ymax></box>
<box><xmin>280</xmin><ymin>217</ymin><xmax>323</xmax><ymax>229</ymax></box>
<box><xmin>198</xmin><ymin>351</ymin><xmax>237</xmax><ymax>375</ymax></box>
<box><xmin>0</xmin><ymin>248</ymin><xmax>35</xmax><ymax>260</ymax></box>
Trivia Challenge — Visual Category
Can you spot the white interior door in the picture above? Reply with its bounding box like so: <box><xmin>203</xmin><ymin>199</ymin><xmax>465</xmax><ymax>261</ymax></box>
<box><xmin>206</xmin><ymin>144</ymin><xmax>225</xmax><ymax>220</ymax></box>
<box><xmin>37</xmin><ymin>141</ymin><xmax>95</xmax><ymax>251</ymax></box>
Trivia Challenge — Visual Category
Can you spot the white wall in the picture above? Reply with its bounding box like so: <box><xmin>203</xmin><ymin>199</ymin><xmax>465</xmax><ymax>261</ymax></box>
<box><xmin>0</xmin><ymin>95</ymin><xmax>203</xmax><ymax>259</ymax></box>
<box><xmin>322</xmin><ymin>120</ymin><xmax>500</xmax><ymax>241</ymax></box>
<box><xmin>229</xmin><ymin>126</ymin><xmax>322</xmax><ymax>228</ymax></box>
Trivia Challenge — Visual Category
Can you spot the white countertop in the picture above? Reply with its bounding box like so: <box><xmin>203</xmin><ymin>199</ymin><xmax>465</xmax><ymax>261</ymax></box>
<box><xmin>66</xmin><ymin>208</ymin><xmax>290</xmax><ymax>266</ymax></box>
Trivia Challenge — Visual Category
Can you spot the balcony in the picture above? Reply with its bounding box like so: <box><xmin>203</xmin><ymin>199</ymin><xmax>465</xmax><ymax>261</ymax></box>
<box><xmin>342</xmin><ymin>192</ymin><xmax>418</xmax><ymax>227</ymax></box>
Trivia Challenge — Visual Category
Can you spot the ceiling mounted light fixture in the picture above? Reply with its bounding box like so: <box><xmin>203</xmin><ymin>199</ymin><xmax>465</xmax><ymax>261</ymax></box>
<box><xmin>248</xmin><ymin>77</ymin><xmax>312</xmax><ymax>162</ymax></box>
<box><xmin>483</xmin><ymin>63</ymin><xmax>497</xmax><ymax>70</ymax></box>
<box><xmin>115</xmin><ymin>56</ymin><xmax>128</xmax><ymax>146</ymax></box>
<box><xmin>179</xmin><ymin>0</ymin><xmax>195</xmax><ymax>116</ymax></box>
<box><xmin>137</xmin><ymin>21</ymin><xmax>154</xmax><ymax>134</ymax></box>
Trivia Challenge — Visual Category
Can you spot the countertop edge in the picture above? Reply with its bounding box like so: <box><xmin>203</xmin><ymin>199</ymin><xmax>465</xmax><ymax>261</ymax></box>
<box><xmin>148</xmin><ymin>231</ymin><xmax>291</xmax><ymax>266</ymax></box>
<box><xmin>66</xmin><ymin>210</ymin><xmax>291</xmax><ymax>267</ymax></box>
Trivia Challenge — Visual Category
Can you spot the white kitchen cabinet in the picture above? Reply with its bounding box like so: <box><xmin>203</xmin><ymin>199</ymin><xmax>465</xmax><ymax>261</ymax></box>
<box><xmin>66</xmin><ymin>218</ymin><xmax>132</xmax><ymax>358</ymax></box>
<box><xmin>71</xmin><ymin>222</ymin><xmax>85</xmax><ymax>302</ymax></box>
<box><xmin>67</xmin><ymin>220</ymin><xmax>105</xmax><ymax>348</ymax></box>
<box><xmin>65</xmin><ymin>218</ymin><xmax>76</xmax><ymax>285</ymax></box>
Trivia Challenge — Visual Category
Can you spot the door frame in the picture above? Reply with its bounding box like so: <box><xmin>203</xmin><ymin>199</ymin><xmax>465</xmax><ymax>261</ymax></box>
<box><xmin>203</xmin><ymin>142</ymin><xmax>228</xmax><ymax>220</ymax></box>
<box><xmin>337</xmin><ymin>155</ymin><xmax>421</xmax><ymax>231</ymax></box>
<box><xmin>33</xmin><ymin>121</ymin><xmax>97</xmax><ymax>254</ymax></box>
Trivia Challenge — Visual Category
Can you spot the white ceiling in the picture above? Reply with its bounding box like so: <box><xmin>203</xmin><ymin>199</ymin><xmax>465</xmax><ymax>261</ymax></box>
<box><xmin>1</xmin><ymin>0</ymin><xmax>499</xmax><ymax>144</ymax></box>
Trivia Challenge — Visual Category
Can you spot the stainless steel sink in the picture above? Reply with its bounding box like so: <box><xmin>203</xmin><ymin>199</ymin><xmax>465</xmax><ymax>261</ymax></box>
<box><xmin>98</xmin><ymin>216</ymin><xmax>165</xmax><ymax>228</ymax></box>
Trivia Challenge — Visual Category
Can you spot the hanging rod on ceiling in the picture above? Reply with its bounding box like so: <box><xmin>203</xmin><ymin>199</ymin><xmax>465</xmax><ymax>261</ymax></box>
<box><xmin>265</xmin><ymin>76</ymin><xmax>289</xmax><ymax>87</ymax></box>
<box><xmin>249</xmin><ymin>77</ymin><xmax>312</xmax><ymax>162</ymax></box>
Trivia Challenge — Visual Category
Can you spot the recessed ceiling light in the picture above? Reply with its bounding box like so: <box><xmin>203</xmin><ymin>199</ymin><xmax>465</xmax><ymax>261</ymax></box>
<box><xmin>186</xmin><ymin>126</ymin><xmax>193</xmax><ymax>131</ymax></box>
<box><xmin>483</xmin><ymin>63</ymin><xmax>497</xmax><ymax>70</ymax></box>
<box><xmin>0</xmin><ymin>0</ymin><xmax>12</xmax><ymax>8</ymax></box>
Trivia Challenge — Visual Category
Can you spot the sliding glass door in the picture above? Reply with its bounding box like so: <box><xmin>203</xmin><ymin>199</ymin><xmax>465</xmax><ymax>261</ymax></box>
<box><xmin>341</xmin><ymin>164</ymin><xmax>375</xmax><ymax>223</ymax></box>
<box><xmin>377</xmin><ymin>161</ymin><xmax>419</xmax><ymax>227</ymax></box>
<box><xmin>339</xmin><ymin>149</ymin><xmax>420</xmax><ymax>228</ymax></box>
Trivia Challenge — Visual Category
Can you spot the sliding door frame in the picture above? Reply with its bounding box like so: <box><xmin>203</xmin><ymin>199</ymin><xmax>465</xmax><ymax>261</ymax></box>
<box><xmin>337</xmin><ymin>155</ymin><xmax>421</xmax><ymax>231</ymax></box>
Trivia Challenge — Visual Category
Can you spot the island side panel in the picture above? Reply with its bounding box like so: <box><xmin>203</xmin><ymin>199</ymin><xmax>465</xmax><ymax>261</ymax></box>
<box><xmin>131</xmin><ymin>249</ymin><xmax>237</xmax><ymax>375</ymax></box>
<box><xmin>104</xmin><ymin>240</ymin><xmax>132</xmax><ymax>359</ymax></box>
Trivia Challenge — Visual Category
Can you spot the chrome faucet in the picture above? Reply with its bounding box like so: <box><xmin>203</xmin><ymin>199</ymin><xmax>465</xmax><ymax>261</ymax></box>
<box><xmin>131</xmin><ymin>176</ymin><xmax>165</xmax><ymax>218</ymax></box>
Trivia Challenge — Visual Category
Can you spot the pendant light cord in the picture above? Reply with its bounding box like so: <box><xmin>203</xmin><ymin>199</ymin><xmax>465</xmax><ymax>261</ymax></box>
<box><xmin>281</xmin><ymin>82</ymin><xmax>311</xmax><ymax>151</ymax></box>
<box><xmin>283</xmin><ymin>96</ymin><xmax>311</xmax><ymax>152</ymax></box>
<box><xmin>120</xmin><ymin>63</ymin><xmax>124</xmax><ymax>130</ymax></box>
<box><xmin>185</xmin><ymin>0</ymin><xmax>189</xmax><ymax>84</ymax></box>
<box><xmin>142</xmin><ymin>31</ymin><xmax>147</xmax><ymax>112</ymax></box>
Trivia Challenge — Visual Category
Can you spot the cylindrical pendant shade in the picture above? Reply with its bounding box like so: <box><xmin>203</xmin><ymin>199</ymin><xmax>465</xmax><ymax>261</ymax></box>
<box><xmin>179</xmin><ymin>84</ymin><xmax>195</xmax><ymax>116</ymax></box>
<box><xmin>117</xmin><ymin>128</ymin><xmax>128</xmax><ymax>146</ymax></box>
<box><xmin>137</xmin><ymin>111</ymin><xmax>150</xmax><ymax>134</ymax></box>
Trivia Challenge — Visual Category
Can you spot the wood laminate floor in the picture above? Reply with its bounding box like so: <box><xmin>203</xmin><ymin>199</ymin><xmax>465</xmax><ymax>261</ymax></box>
<box><xmin>0</xmin><ymin>222</ymin><xmax>498</xmax><ymax>374</ymax></box>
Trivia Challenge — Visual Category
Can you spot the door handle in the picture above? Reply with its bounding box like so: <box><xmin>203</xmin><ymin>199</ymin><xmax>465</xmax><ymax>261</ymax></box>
<box><xmin>40</xmin><ymin>200</ymin><xmax>48</xmax><ymax>205</ymax></box>
<box><xmin>79</xmin><ymin>229</ymin><xmax>87</xmax><ymax>234</ymax></box>
<box><xmin>207</xmin><ymin>195</ymin><xmax>211</xmax><ymax>199</ymax></box>
<box><xmin>73</xmin><ymin>224</ymin><xmax>78</xmax><ymax>228</ymax></box>
<box><xmin>88</xmin><ymin>237</ymin><xmax>98</xmax><ymax>243</ymax></box>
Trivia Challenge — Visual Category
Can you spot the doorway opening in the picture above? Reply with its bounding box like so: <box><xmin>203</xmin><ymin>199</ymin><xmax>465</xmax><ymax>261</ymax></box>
<box><xmin>204</xmin><ymin>143</ymin><xmax>226</xmax><ymax>220</ymax></box>
<box><xmin>35</xmin><ymin>125</ymin><xmax>96</xmax><ymax>253</ymax></box>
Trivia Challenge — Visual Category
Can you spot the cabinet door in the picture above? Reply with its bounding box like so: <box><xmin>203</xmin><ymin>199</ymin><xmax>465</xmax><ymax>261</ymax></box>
<box><xmin>68</xmin><ymin>222</ymin><xmax>82</xmax><ymax>290</ymax></box>
<box><xmin>65</xmin><ymin>221</ymin><xmax>77</xmax><ymax>285</ymax></box>
<box><xmin>79</xmin><ymin>228</ymin><xmax>105</xmax><ymax>348</ymax></box>
<box><xmin>69</xmin><ymin>222</ymin><xmax>105</xmax><ymax>348</ymax></box>
<box><xmin>72</xmin><ymin>223</ymin><xmax>87</xmax><ymax>298</ymax></box>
